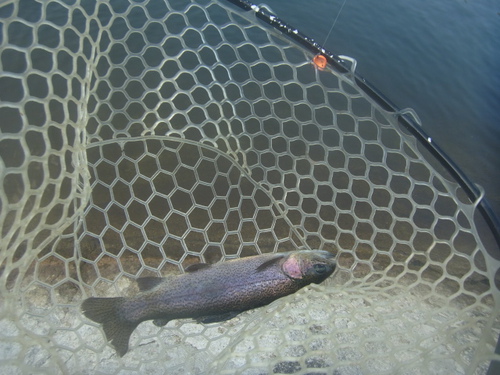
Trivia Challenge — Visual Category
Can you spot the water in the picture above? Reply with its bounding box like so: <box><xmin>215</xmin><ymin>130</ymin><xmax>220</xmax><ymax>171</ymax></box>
<box><xmin>263</xmin><ymin>0</ymin><xmax>500</xmax><ymax>220</ymax></box>
<box><xmin>1</xmin><ymin>1</ymin><xmax>498</xmax><ymax>373</ymax></box>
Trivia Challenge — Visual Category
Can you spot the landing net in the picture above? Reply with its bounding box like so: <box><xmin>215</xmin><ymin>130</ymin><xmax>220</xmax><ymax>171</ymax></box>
<box><xmin>0</xmin><ymin>0</ymin><xmax>499</xmax><ymax>374</ymax></box>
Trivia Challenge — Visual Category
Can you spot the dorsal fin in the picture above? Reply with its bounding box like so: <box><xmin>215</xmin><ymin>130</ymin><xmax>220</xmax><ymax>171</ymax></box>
<box><xmin>136</xmin><ymin>277</ymin><xmax>165</xmax><ymax>292</ymax></box>
<box><xmin>256</xmin><ymin>254</ymin><xmax>285</xmax><ymax>272</ymax></box>
<box><xmin>185</xmin><ymin>263</ymin><xmax>211</xmax><ymax>273</ymax></box>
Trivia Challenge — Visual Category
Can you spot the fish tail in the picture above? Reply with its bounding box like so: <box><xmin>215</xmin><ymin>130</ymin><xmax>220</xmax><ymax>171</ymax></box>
<box><xmin>81</xmin><ymin>297</ymin><xmax>138</xmax><ymax>357</ymax></box>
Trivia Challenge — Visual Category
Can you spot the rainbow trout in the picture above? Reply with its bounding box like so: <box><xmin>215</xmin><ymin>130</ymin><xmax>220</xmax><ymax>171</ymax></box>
<box><xmin>81</xmin><ymin>250</ymin><xmax>336</xmax><ymax>356</ymax></box>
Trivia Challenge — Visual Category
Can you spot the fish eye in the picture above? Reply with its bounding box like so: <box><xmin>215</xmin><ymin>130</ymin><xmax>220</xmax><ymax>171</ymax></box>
<box><xmin>313</xmin><ymin>263</ymin><xmax>327</xmax><ymax>274</ymax></box>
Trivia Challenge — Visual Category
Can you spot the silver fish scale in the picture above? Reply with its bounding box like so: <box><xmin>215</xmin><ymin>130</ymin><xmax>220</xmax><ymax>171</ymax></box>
<box><xmin>0</xmin><ymin>0</ymin><xmax>499</xmax><ymax>374</ymax></box>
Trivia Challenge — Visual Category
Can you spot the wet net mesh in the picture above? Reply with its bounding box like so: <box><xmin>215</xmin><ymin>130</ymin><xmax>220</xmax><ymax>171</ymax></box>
<box><xmin>1</xmin><ymin>0</ymin><xmax>499</xmax><ymax>374</ymax></box>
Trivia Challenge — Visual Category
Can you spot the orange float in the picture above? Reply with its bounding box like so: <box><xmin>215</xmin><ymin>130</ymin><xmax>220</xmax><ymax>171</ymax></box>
<box><xmin>313</xmin><ymin>54</ymin><xmax>327</xmax><ymax>69</ymax></box>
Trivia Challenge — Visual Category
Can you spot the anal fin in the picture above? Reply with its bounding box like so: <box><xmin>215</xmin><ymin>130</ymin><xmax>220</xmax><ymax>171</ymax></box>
<box><xmin>196</xmin><ymin>311</ymin><xmax>240</xmax><ymax>324</ymax></box>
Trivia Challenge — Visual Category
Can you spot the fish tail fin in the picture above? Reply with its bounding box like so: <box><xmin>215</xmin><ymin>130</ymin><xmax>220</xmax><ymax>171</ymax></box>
<box><xmin>81</xmin><ymin>297</ymin><xmax>138</xmax><ymax>357</ymax></box>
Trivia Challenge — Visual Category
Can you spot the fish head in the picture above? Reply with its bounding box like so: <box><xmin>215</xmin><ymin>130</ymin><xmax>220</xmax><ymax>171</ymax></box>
<box><xmin>281</xmin><ymin>250</ymin><xmax>336</xmax><ymax>284</ymax></box>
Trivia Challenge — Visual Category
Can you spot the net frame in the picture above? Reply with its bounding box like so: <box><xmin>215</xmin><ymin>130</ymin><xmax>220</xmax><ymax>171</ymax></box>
<box><xmin>0</xmin><ymin>0</ymin><xmax>499</xmax><ymax>373</ymax></box>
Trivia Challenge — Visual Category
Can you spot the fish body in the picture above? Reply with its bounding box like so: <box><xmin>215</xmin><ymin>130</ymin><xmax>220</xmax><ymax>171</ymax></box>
<box><xmin>81</xmin><ymin>250</ymin><xmax>336</xmax><ymax>356</ymax></box>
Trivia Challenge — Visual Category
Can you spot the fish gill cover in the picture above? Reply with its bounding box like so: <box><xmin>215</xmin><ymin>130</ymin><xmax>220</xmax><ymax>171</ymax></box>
<box><xmin>0</xmin><ymin>0</ymin><xmax>499</xmax><ymax>374</ymax></box>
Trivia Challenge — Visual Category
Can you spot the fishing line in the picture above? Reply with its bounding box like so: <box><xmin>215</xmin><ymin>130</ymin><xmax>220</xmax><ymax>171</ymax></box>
<box><xmin>322</xmin><ymin>0</ymin><xmax>349</xmax><ymax>46</ymax></box>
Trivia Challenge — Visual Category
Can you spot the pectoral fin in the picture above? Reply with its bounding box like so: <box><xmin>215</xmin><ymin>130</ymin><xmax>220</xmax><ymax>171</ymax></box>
<box><xmin>256</xmin><ymin>254</ymin><xmax>285</xmax><ymax>272</ymax></box>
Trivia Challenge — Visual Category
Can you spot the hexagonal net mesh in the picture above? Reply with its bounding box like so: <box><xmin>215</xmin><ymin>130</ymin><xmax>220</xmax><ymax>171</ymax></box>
<box><xmin>0</xmin><ymin>0</ymin><xmax>499</xmax><ymax>373</ymax></box>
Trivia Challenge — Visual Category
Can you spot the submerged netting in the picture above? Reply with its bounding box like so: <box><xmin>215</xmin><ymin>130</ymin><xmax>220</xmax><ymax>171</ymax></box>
<box><xmin>1</xmin><ymin>0</ymin><xmax>500</xmax><ymax>373</ymax></box>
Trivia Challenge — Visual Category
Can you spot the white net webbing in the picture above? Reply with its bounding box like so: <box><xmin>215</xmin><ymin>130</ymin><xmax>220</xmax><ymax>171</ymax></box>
<box><xmin>0</xmin><ymin>0</ymin><xmax>499</xmax><ymax>374</ymax></box>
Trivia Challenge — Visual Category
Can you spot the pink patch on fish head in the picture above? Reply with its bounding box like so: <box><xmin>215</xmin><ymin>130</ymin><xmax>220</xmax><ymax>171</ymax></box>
<box><xmin>282</xmin><ymin>255</ymin><xmax>303</xmax><ymax>279</ymax></box>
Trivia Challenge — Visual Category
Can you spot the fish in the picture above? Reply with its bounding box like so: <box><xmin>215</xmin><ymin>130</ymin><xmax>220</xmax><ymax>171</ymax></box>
<box><xmin>81</xmin><ymin>249</ymin><xmax>336</xmax><ymax>356</ymax></box>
